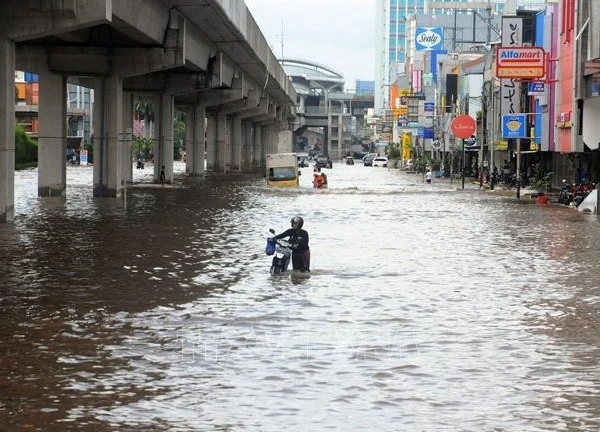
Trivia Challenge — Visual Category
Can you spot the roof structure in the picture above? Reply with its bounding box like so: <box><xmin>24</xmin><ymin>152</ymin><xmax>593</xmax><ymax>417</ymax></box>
<box><xmin>279</xmin><ymin>58</ymin><xmax>345</xmax><ymax>95</ymax></box>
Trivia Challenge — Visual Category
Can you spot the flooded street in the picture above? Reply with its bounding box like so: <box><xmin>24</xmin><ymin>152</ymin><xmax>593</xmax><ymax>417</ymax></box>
<box><xmin>1</xmin><ymin>161</ymin><xmax>600</xmax><ymax>431</ymax></box>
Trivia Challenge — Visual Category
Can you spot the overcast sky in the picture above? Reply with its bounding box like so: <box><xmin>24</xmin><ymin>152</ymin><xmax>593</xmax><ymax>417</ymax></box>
<box><xmin>245</xmin><ymin>0</ymin><xmax>376</xmax><ymax>89</ymax></box>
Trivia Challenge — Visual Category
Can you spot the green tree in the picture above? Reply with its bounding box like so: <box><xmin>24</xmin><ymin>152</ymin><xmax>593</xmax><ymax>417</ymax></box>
<box><xmin>173</xmin><ymin>109</ymin><xmax>187</xmax><ymax>159</ymax></box>
<box><xmin>15</xmin><ymin>125</ymin><xmax>37</xmax><ymax>169</ymax></box>
<box><xmin>385</xmin><ymin>141</ymin><xmax>402</xmax><ymax>161</ymax></box>
<box><xmin>133</xmin><ymin>136</ymin><xmax>153</xmax><ymax>161</ymax></box>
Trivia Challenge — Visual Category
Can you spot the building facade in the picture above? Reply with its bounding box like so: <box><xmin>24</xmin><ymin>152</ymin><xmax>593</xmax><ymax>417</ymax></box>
<box><xmin>374</xmin><ymin>0</ymin><xmax>551</xmax><ymax>114</ymax></box>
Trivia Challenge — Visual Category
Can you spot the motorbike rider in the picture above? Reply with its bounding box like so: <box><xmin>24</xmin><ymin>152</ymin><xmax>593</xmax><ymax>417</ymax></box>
<box><xmin>273</xmin><ymin>216</ymin><xmax>310</xmax><ymax>272</ymax></box>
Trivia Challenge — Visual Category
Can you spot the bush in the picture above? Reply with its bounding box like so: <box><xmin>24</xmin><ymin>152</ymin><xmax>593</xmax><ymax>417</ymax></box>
<box><xmin>385</xmin><ymin>141</ymin><xmax>402</xmax><ymax>161</ymax></box>
<box><xmin>15</xmin><ymin>125</ymin><xmax>38</xmax><ymax>169</ymax></box>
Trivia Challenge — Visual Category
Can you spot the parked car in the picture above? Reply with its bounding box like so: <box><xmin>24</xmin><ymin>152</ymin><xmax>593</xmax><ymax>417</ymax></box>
<box><xmin>363</xmin><ymin>155</ymin><xmax>376</xmax><ymax>167</ymax></box>
<box><xmin>372</xmin><ymin>156</ymin><xmax>388</xmax><ymax>167</ymax></box>
<box><xmin>362</xmin><ymin>152</ymin><xmax>378</xmax><ymax>162</ymax></box>
<box><xmin>315</xmin><ymin>154</ymin><xmax>332</xmax><ymax>168</ymax></box>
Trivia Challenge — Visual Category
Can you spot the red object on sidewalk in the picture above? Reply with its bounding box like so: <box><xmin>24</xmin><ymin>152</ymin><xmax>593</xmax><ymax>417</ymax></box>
<box><xmin>536</xmin><ymin>194</ymin><xmax>550</xmax><ymax>205</ymax></box>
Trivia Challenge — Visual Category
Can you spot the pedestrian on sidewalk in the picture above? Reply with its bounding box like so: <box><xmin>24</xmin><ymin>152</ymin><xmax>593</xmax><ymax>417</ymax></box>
<box><xmin>160</xmin><ymin>165</ymin><xmax>166</xmax><ymax>185</ymax></box>
<box><xmin>425</xmin><ymin>169</ymin><xmax>432</xmax><ymax>184</ymax></box>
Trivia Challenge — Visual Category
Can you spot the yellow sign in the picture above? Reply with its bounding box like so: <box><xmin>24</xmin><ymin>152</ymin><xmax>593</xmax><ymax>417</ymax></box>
<box><xmin>496</xmin><ymin>67</ymin><xmax>545</xmax><ymax>78</ymax></box>
<box><xmin>494</xmin><ymin>140</ymin><xmax>508</xmax><ymax>151</ymax></box>
<box><xmin>391</xmin><ymin>108</ymin><xmax>401</xmax><ymax>118</ymax></box>
<box><xmin>402</xmin><ymin>133</ymin><xmax>412</xmax><ymax>159</ymax></box>
<box><xmin>530</xmin><ymin>128</ymin><xmax>537</xmax><ymax>150</ymax></box>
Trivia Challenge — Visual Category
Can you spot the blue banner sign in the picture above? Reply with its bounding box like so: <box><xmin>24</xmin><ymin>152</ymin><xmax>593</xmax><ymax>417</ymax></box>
<box><xmin>502</xmin><ymin>114</ymin><xmax>527</xmax><ymax>139</ymax></box>
<box><xmin>527</xmin><ymin>82</ymin><xmax>545</xmax><ymax>95</ymax></box>
<box><xmin>415</xmin><ymin>27</ymin><xmax>444</xmax><ymax>51</ymax></box>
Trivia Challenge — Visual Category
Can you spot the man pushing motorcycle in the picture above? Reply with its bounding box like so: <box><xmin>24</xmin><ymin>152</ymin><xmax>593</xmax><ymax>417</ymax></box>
<box><xmin>273</xmin><ymin>216</ymin><xmax>311</xmax><ymax>272</ymax></box>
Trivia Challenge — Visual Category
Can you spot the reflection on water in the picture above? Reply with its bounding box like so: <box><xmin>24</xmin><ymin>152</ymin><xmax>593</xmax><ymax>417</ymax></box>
<box><xmin>1</xmin><ymin>162</ymin><xmax>600</xmax><ymax>431</ymax></box>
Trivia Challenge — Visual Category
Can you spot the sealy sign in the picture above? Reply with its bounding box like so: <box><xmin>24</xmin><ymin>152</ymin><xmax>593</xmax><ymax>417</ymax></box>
<box><xmin>415</xmin><ymin>27</ymin><xmax>443</xmax><ymax>51</ymax></box>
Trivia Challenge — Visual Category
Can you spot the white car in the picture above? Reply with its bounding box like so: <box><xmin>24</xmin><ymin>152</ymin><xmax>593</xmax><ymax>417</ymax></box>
<box><xmin>372</xmin><ymin>157</ymin><xmax>388</xmax><ymax>167</ymax></box>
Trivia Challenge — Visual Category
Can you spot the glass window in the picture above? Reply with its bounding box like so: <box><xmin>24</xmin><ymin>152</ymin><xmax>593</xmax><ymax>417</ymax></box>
<box><xmin>269</xmin><ymin>167</ymin><xmax>296</xmax><ymax>181</ymax></box>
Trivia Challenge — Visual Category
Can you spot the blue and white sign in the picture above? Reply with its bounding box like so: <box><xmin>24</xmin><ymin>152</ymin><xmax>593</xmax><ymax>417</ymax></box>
<box><xmin>527</xmin><ymin>82</ymin><xmax>545</xmax><ymax>96</ymax></box>
<box><xmin>415</xmin><ymin>27</ymin><xmax>444</xmax><ymax>51</ymax></box>
<box><xmin>464</xmin><ymin>136</ymin><xmax>477</xmax><ymax>148</ymax></box>
<box><xmin>424</xmin><ymin>102</ymin><xmax>434</xmax><ymax>112</ymax></box>
<box><xmin>502</xmin><ymin>114</ymin><xmax>527</xmax><ymax>139</ymax></box>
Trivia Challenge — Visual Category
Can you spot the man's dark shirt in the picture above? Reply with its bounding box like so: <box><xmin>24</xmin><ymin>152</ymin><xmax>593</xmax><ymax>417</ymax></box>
<box><xmin>274</xmin><ymin>228</ymin><xmax>309</xmax><ymax>252</ymax></box>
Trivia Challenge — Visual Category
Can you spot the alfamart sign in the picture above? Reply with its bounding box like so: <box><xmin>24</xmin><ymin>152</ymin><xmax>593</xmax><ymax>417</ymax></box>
<box><xmin>415</xmin><ymin>27</ymin><xmax>444</xmax><ymax>51</ymax></box>
<box><xmin>496</xmin><ymin>46</ymin><xmax>546</xmax><ymax>78</ymax></box>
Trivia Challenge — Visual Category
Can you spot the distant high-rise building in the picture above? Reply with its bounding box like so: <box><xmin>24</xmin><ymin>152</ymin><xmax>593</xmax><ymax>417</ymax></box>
<box><xmin>355</xmin><ymin>80</ymin><xmax>375</xmax><ymax>96</ymax></box>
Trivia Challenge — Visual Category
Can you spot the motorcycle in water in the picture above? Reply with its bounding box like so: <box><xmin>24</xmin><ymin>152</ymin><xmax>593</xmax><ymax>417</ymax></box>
<box><xmin>265</xmin><ymin>229</ymin><xmax>291</xmax><ymax>275</ymax></box>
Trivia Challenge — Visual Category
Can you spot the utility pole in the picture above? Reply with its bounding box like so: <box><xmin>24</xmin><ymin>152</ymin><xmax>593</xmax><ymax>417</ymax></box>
<box><xmin>490</xmin><ymin>80</ymin><xmax>495</xmax><ymax>190</ymax></box>
<box><xmin>276</xmin><ymin>19</ymin><xmax>284</xmax><ymax>59</ymax></box>
<box><xmin>280</xmin><ymin>19</ymin><xmax>284</xmax><ymax>59</ymax></box>
<box><xmin>451</xmin><ymin>95</ymin><xmax>455</xmax><ymax>185</ymax></box>
<box><xmin>516</xmin><ymin>138</ymin><xmax>521</xmax><ymax>199</ymax></box>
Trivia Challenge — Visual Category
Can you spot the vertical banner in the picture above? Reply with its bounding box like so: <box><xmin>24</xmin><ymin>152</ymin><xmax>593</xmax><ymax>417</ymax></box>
<box><xmin>500</xmin><ymin>17</ymin><xmax>523</xmax><ymax>116</ymax></box>
<box><xmin>445</xmin><ymin>74</ymin><xmax>457</xmax><ymax>113</ymax></box>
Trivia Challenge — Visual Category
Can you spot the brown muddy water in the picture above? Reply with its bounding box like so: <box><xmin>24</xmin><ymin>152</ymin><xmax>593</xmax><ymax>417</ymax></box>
<box><xmin>1</xmin><ymin>161</ymin><xmax>600</xmax><ymax>431</ymax></box>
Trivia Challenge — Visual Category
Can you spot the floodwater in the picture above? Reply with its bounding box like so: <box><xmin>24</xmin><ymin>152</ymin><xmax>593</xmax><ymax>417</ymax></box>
<box><xmin>1</xmin><ymin>161</ymin><xmax>600</xmax><ymax>432</ymax></box>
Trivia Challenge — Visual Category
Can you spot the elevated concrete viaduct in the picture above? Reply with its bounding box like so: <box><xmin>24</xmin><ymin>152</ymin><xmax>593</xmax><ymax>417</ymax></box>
<box><xmin>0</xmin><ymin>0</ymin><xmax>296</xmax><ymax>222</ymax></box>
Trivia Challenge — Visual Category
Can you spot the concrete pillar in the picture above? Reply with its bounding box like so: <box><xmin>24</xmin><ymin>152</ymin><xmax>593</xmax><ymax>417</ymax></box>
<box><xmin>38</xmin><ymin>69</ymin><xmax>67</xmax><ymax>197</ymax></box>
<box><xmin>186</xmin><ymin>104</ymin><xmax>206</xmax><ymax>176</ymax></box>
<box><xmin>92</xmin><ymin>75</ymin><xmax>124</xmax><ymax>197</ymax></box>
<box><xmin>240</xmin><ymin>120</ymin><xmax>252</xmax><ymax>172</ymax></box>
<box><xmin>0</xmin><ymin>38</ymin><xmax>15</xmax><ymax>222</ymax></box>
<box><xmin>216</xmin><ymin>112</ymin><xmax>227</xmax><ymax>173</ymax></box>
<box><xmin>206</xmin><ymin>114</ymin><xmax>217</xmax><ymax>173</ymax></box>
<box><xmin>231</xmin><ymin>115</ymin><xmax>242</xmax><ymax>171</ymax></box>
<box><xmin>154</xmin><ymin>92</ymin><xmax>174</xmax><ymax>183</ymax></box>
<box><xmin>253</xmin><ymin>123</ymin><xmax>264</xmax><ymax>171</ymax></box>
<box><xmin>122</xmin><ymin>91</ymin><xmax>133</xmax><ymax>183</ymax></box>
<box><xmin>264</xmin><ymin>125</ymin><xmax>275</xmax><ymax>154</ymax></box>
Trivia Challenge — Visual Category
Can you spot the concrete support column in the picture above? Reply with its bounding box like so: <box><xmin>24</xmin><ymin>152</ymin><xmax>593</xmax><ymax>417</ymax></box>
<box><xmin>231</xmin><ymin>115</ymin><xmax>242</xmax><ymax>171</ymax></box>
<box><xmin>240</xmin><ymin>120</ymin><xmax>253</xmax><ymax>172</ymax></box>
<box><xmin>0</xmin><ymin>38</ymin><xmax>15</xmax><ymax>222</ymax></box>
<box><xmin>264</xmin><ymin>125</ymin><xmax>275</xmax><ymax>154</ymax></box>
<box><xmin>122</xmin><ymin>91</ymin><xmax>133</xmax><ymax>183</ymax></box>
<box><xmin>38</xmin><ymin>69</ymin><xmax>67</xmax><ymax>197</ymax></box>
<box><xmin>186</xmin><ymin>104</ymin><xmax>206</xmax><ymax>176</ymax></box>
<box><xmin>215</xmin><ymin>112</ymin><xmax>227</xmax><ymax>173</ymax></box>
<box><xmin>253</xmin><ymin>124</ymin><xmax>264</xmax><ymax>172</ymax></box>
<box><xmin>205</xmin><ymin>114</ymin><xmax>217</xmax><ymax>173</ymax></box>
<box><xmin>92</xmin><ymin>75</ymin><xmax>124</xmax><ymax>197</ymax></box>
<box><xmin>154</xmin><ymin>92</ymin><xmax>174</xmax><ymax>183</ymax></box>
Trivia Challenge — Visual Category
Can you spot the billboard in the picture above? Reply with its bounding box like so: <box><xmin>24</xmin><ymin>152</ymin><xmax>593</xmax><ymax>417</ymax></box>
<box><xmin>415</xmin><ymin>27</ymin><xmax>444</xmax><ymax>51</ymax></box>
<box><xmin>496</xmin><ymin>46</ymin><xmax>545</xmax><ymax>78</ymax></box>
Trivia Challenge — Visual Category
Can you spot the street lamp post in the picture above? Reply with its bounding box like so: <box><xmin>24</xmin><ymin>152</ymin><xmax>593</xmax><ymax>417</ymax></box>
<box><xmin>516</xmin><ymin>137</ymin><xmax>522</xmax><ymax>199</ymax></box>
<box><xmin>462</xmin><ymin>138</ymin><xmax>465</xmax><ymax>189</ymax></box>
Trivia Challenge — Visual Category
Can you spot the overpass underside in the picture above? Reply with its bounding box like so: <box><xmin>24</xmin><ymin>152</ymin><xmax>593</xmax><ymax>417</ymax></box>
<box><xmin>0</xmin><ymin>0</ymin><xmax>296</xmax><ymax>222</ymax></box>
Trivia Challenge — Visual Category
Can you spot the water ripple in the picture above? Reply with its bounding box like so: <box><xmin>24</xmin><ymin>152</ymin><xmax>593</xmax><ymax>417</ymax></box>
<box><xmin>1</xmin><ymin>163</ymin><xmax>600</xmax><ymax>431</ymax></box>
